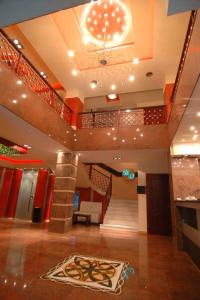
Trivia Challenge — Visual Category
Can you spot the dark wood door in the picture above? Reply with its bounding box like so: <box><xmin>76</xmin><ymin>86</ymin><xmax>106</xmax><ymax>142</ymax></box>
<box><xmin>146</xmin><ymin>174</ymin><xmax>172</xmax><ymax>235</ymax></box>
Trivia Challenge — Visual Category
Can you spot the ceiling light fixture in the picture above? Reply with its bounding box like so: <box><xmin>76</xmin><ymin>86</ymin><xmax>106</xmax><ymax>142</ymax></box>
<box><xmin>110</xmin><ymin>84</ymin><xmax>116</xmax><ymax>91</ymax></box>
<box><xmin>113</xmin><ymin>137</ymin><xmax>117</xmax><ymax>140</ymax></box>
<box><xmin>12</xmin><ymin>99</ymin><xmax>18</xmax><ymax>104</ymax></box>
<box><xmin>68</xmin><ymin>50</ymin><xmax>75</xmax><ymax>57</ymax></box>
<box><xmin>21</xmin><ymin>94</ymin><xmax>27</xmax><ymax>99</ymax></box>
<box><xmin>197</xmin><ymin>112</ymin><xmax>200</xmax><ymax>117</ymax></box>
<box><xmin>129</xmin><ymin>75</ymin><xmax>135</xmax><ymax>82</ymax></box>
<box><xmin>16</xmin><ymin>80</ymin><xmax>22</xmax><ymax>85</ymax></box>
<box><xmin>133</xmin><ymin>57</ymin><xmax>139</xmax><ymax>65</ymax></box>
<box><xmin>13</xmin><ymin>39</ymin><xmax>23</xmax><ymax>50</ymax></box>
<box><xmin>136</xmin><ymin>128</ymin><xmax>140</xmax><ymax>132</ymax></box>
<box><xmin>82</xmin><ymin>0</ymin><xmax>131</xmax><ymax>47</ymax></box>
<box><xmin>107</xmin><ymin>132</ymin><xmax>111</xmax><ymax>136</ymax></box>
<box><xmin>126</xmin><ymin>109</ymin><xmax>131</xmax><ymax>113</ymax></box>
<box><xmin>190</xmin><ymin>126</ymin><xmax>195</xmax><ymax>131</ymax></box>
<box><xmin>72</xmin><ymin>69</ymin><xmax>78</xmax><ymax>76</ymax></box>
<box><xmin>90</xmin><ymin>80</ymin><xmax>98</xmax><ymax>89</ymax></box>
<box><xmin>106</xmin><ymin>94</ymin><xmax>120</xmax><ymax>102</ymax></box>
<box><xmin>40</xmin><ymin>71</ymin><xmax>48</xmax><ymax>79</ymax></box>
<box><xmin>122</xmin><ymin>139</ymin><xmax>125</xmax><ymax>143</ymax></box>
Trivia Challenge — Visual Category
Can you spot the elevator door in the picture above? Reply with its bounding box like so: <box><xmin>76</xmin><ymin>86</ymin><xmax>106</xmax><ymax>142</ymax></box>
<box><xmin>15</xmin><ymin>170</ymin><xmax>38</xmax><ymax>220</ymax></box>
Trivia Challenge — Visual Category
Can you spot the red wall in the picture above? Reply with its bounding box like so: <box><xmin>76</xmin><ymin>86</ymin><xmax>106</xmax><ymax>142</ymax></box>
<box><xmin>0</xmin><ymin>169</ymin><xmax>14</xmax><ymax>217</ymax></box>
<box><xmin>5</xmin><ymin>169</ymin><xmax>23</xmax><ymax>218</ymax></box>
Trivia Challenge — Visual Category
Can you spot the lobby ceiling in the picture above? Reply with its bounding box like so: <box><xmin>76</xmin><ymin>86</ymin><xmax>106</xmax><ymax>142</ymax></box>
<box><xmin>16</xmin><ymin>0</ymin><xmax>190</xmax><ymax>98</ymax></box>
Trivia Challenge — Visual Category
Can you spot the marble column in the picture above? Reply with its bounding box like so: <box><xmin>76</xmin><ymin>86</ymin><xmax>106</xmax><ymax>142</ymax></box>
<box><xmin>48</xmin><ymin>152</ymin><xmax>78</xmax><ymax>234</ymax></box>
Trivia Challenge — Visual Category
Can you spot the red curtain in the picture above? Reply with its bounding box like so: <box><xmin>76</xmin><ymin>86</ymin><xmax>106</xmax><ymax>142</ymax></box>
<box><xmin>0</xmin><ymin>169</ymin><xmax>14</xmax><ymax>217</ymax></box>
<box><xmin>5</xmin><ymin>169</ymin><xmax>23</xmax><ymax>218</ymax></box>
<box><xmin>33</xmin><ymin>169</ymin><xmax>48</xmax><ymax>218</ymax></box>
<box><xmin>44</xmin><ymin>174</ymin><xmax>55</xmax><ymax>220</ymax></box>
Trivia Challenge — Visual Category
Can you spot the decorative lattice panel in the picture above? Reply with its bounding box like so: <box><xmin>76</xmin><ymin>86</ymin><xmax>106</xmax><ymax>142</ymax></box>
<box><xmin>119</xmin><ymin>109</ymin><xmax>144</xmax><ymax>127</ymax></box>
<box><xmin>144</xmin><ymin>106</ymin><xmax>167</xmax><ymax>125</ymax></box>
<box><xmin>0</xmin><ymin>31</ymin><xmax>71</xmax><ymax>125</ymax></box>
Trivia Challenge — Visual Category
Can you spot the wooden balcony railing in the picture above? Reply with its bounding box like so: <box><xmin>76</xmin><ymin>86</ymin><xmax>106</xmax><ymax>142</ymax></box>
<box><xmin>0</xmin><ymin>30</ymin><xmax>72</xmax><ymax>125</ymax></box>
<box><xmin>77</xmin><ymin>105</ymin><xmax>167</xmax><ymax>129</ymax></box>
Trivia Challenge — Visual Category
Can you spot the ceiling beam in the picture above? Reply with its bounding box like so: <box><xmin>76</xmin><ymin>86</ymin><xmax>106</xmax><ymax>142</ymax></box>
<box><xmin>168</xmin><ymin>0</ymin><xmax>200</xmax><ymax>15</ymax></box>
<box><xmin>0</xmin><ymin>0</ymin><xmax>92</xmax><ymax>28</ymax></box>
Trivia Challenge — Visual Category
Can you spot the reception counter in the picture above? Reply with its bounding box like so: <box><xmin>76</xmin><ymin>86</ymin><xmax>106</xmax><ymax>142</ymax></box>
<box><xmin>176</xmin><ymin>200</ymin><xmax>200</xmax><ymax>268</ymax></box>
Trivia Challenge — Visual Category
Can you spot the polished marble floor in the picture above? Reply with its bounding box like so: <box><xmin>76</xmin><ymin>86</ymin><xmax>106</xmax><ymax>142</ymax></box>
<box><xmin>0</xmin><ymin>220</ymin><xmax>200</xmax><ymax>300</ymax></box>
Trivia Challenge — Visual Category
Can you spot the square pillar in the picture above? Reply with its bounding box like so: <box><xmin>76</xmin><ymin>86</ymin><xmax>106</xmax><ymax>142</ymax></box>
<box><xmin>48</xmin><ymin>152</ymin><xmax>78</xmax><ymax>234</ymax></box>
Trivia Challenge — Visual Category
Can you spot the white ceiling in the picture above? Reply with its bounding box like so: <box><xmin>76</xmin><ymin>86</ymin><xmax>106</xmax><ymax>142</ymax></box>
<box><xmin>17</xmin><ymin>0</ymin><xmax>190</xmax><ymax>98</ymax></box>
<box><xmin>0</xmin><ymin>105</ymin><xmax>69</xmax><ymax>169</ymax></box>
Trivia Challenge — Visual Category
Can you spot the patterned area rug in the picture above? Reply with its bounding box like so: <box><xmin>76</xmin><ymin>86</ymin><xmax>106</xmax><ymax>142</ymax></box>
<box><xmin>41</xmin><ymin>254</ymin><xmax>132</xmax><ymax>295</ymax></box>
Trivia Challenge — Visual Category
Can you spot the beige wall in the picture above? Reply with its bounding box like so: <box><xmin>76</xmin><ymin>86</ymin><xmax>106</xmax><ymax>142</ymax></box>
<box><xmin>84</xmin><ymin>89</ymin><xmax>165</xmax><ymax>111</ymax></box>
<box><xmin>76</xmin><ymin>162</ymin><xmax>138</xmax><ymax>200</ymax></box>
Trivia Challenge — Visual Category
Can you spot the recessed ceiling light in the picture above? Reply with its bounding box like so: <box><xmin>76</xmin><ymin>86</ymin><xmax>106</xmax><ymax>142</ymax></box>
<box><xmin>197</xmin><ymin>112</ymin><xmax>200</xmax><ymax>117</ymax></box>
<box><xmin>133</xmin><ymin>57</ymin><xmax>139</xmax><ymax>65</ymax></box>
<box><xmin>112</xmin><ymin>127</ymin><xmax>115</xmax><ymax>131</ymax></box>
<box><xmin>40</xmin><ymin>71</ymin><xmax>48</xmax><ymax>78</ymax></box>
<box><xmin>190</xmin><ymin>126</ymin><xmax>195</xmax><ymax>131</ymax></box>
<box><xmin>126</xmin><ymin>109</ymin><xmax>131</xmax><ymax>113</ymax></box>
<box><xmin>133</xmin><ymin>137</ymin><xmax>137</xmax><ymax>140</ymax></box>
<box><xmin>83</xmin><ymin>36</ymin><xmax>90</xmax><ymax>44</ymax></box>
<box><xmin>110</xmin><ymin>84</ymin><xmax>116</xmax><ymax>91</ymax></box>
<box><xmin>122</xmin><ymin>139</ymin><xmax>125</xmax><ymax>143</ymax></box>
<box><xmin>107</xmin><ymin>132</ymin><xmax>111</xmax><ymax>136</ymax></box>
<box><xmin>13</xmin><ymin>39</ymin><xmax>19</xmax><ymax>45</ymax></box>
<box><xmin>113</xmin><ymin>137</ymin><xmax>117</xmax><ymax>140</ymax></box>
<box><xmin>194</xmin><ymin>130</ymin><xmax>198</xmax><ymax>134</ymax></box>
<box><xmin>12</xmin><ymin>99</ymin><xmax>18</xmax><ymax>104</ymax></box>
<box><xmin>17</xmin><ymin>44</ymin><xmax>22</xmax><ymax>49</ymax></box>
<box><xmin>129</xmin><ymin>75</ymin><xmax>135</xmax><ymax>82</ymax></box>
<box><xmin>193</xmin><ymin>135</ymin><xmax>198</xmax><ymax>141</ymax></box>
<box><xmin>140</xmin><ymin>133</ymin><xmax>144</xmax><ymax>137</ymax></box>
<box><xmin>90</xmin><ymin>80</ymin><xmax>98</xmax><ymax>89</ymax></box>
<box><xmin>16</xmin><ymin>80</ymin><xmax>22</xmax><ymax>85</ymax></box>
<box><xmin>74</xmin><ymin>139</ymin><xmax>77</xmax><ymax>142</ymax></box>
<box><xmin>22</xmin><ymin>94</ymin><xmax>27</xmax><ymax>99</ymax></box>
<box><xmin>136</xmin><ymin>128</ymin><xmax>140</xmax><ymax>132</ymax></box>
<box><xmin>107</xmin><ymin>94</ymin><xmax>117</xmax><ymax>100</ymax></box>
<box><xmin>72</xmin><ymin>69</ymin><xmax>78</xmax><ymax>76</ymax></box>
<box><xmin>68</xmin><ymin>50</ymin><xmax>75</xmax><ymax>57</ymax></box>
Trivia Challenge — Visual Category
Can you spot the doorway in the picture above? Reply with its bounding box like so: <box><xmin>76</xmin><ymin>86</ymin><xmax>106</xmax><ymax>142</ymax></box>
<box><xmin>15</xmin><ymin>170</ymin><xmax>38</xmax><ymax>220</ymax></box>
<box><xmin>146</xmin><ymin>174</ymin><xmax>172</xmax><ymax>235</ymax></box>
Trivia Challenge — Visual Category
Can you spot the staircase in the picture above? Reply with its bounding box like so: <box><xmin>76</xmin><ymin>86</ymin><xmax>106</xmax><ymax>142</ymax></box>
<box><xmin>100</xmin><ymin>198</ymin><xmax>138</xmax><ymax>231</ymax></box>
